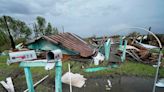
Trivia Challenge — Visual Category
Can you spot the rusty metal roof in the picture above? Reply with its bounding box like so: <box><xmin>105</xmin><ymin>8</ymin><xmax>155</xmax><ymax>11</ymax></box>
<box><xmin>43</xmin><ymin>32</ymin><xmax>94</xmax><ymax>57</ymax></box>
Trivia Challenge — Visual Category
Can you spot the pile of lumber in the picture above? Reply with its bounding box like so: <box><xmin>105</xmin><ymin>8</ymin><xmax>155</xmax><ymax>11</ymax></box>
<box><xmin>118</xmin><ymin>43</ymin><xmax>159</xmax><ymax>65</ymax></box>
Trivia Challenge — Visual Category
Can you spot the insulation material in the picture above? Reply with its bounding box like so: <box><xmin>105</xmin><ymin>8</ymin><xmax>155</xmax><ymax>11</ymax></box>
<box><xmin>62</xmin><ymin>72</ymin><xmax>86</xmax><ymax>88</ymax></box>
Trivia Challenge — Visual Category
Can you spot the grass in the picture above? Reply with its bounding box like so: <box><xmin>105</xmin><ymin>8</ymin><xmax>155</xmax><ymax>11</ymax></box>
<box><xmin>115</xmin><ymin>61</ymin><xmax>156</xmax><ymax>77</ymax></box>
<box><xmin>61</xmin><ymin>60</ymin><xmax>164</xmax><ymax>78</ymax></box>
<box><xmin>0</xmin><ymin>55</ymin><xmax>164</xmax><ymax>91</ymax></box>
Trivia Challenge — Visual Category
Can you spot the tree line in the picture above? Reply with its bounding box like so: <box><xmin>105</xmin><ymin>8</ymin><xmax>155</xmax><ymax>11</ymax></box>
<box><xmin>0</xmin><ymin>16</ymin><xmax>58</xmax><ymax>52</ymax></box>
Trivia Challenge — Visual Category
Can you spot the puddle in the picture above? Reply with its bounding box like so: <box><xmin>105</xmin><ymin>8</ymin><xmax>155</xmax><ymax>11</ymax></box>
<box><xmin>62</xmin><ymin>76</ymin><xmax>164</xmax><ymax>92</ymax></box>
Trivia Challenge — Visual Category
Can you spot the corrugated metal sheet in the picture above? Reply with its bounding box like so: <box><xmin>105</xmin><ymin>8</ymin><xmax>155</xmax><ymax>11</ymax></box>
<box><xmin>44</xmin><ymin>32</ymin><xmax>94</xmax><ymax>57</ymax></box>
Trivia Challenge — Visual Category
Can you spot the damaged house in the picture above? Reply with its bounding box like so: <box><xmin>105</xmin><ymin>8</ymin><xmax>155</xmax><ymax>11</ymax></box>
<box><xmin>27</xmin><ymin>32</ymin><xmax>95</xmax><ymax>59</ymax></box>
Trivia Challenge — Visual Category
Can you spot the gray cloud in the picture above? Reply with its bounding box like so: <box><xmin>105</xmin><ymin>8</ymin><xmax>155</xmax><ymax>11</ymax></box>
<box><xmin>0</xmin><ymin>0</ymin><xmax>163</xmax><ymax>37</ymax></box>
<box><xmin>0</xmin><ymin>0</ymin><xmax>30</xmax><ymax>14</ymax></box>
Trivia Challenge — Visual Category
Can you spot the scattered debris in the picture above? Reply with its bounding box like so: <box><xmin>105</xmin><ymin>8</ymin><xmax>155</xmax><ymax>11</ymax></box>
<box><xmin>105</xmin><ymin>79</ymin><xmax>112</xmax><ymax>91</ymax></box>
<box><xmin>120</xmin><ymin>45</ymin><xmax>140</xmax><ymax>51</ymax></box>
<box><xmin>15</xmin><ymin>43</ymin><xmax>24</xmax><ymax>50</ymax></box>
<box><xmin>152</xmin><ymin>64</ymin><xmax>158</xmax><ymax>68</ymax></box>
<box><xmin>62</xmin><ymin>72</ymin><xmax>86</xmax><ymax>88</ymax></box>
<box><xmin>107</xmin><ymin>79</ymin><xmax>112</xmax><ymax>87</ymax></box>
<box><xmin>106</xmin><ymin>87</ymin><xmax>111</xmax><ymax>91</ymax></box>
<box><xmin>137</xmin><ymin>42</ymin><xmax>158</xmax><ymax>49</ymax></box>
<box><xmin>156</xmin><ymin>79</ymin><xmax>164</xmax><ymax>87</ymax></box>
<box><xmin>95</xmin><ymin>82</ymin><xmax>98</xmax><ymax>86</ymax></box>
<box><xmin>0</xmin><ymin>77</ymin><xmax>15</xmax><ymax>92</ymax></box>
<box><xmin>93</xmin><ymin>52</ymin><xmax>105</xmax><ymax>65</ymax></box>
<box><xmin>117</xmin><ymin>40</ymin><xmax>160</xmax><ymax>64</ymax></box>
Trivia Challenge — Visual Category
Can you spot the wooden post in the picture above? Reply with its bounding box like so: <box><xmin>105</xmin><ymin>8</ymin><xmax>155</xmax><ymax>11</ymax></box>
<box><xmin>104</xmin><ymin>39</ymin><xmax>111</xmax><ymax>61</ymax></box>
<box><xmin>68</xmin><ymin>64</ymin><xmax>72</xmax><ymax>92</ymax></box>
<box><xmin>24</xmin><ymin>67</ymin><xmax>35</xmax><ymax>92</ymax></box>
<box><xmin>121</xmin><ymin>40</ymin><xmax>127</xmax><ymax>62</ymax></box>
<box><xmin>55</xmin><ymin>60</ymin><xmax>62</xmax><ymax>92</ymax></box>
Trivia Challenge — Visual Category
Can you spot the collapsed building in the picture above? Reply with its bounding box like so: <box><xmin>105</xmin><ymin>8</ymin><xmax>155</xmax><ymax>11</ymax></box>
<box><xmin>26</xmin><ymin>32</ymin><xmax>95</xmax><ymax>60</ymax></box>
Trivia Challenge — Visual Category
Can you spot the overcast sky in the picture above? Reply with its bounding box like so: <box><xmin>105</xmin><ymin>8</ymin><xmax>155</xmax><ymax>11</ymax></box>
<box><xmin>0</xmin><ymin>0</ymin><xmax>164</xmax><ymax>37</ymax></box>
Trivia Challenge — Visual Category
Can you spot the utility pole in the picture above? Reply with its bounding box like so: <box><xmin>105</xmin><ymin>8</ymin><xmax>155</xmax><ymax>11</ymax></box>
<box><xmin>3</xmin><ymin>16</ymin><xmax>15</xmax><ymax>49</ymax></box>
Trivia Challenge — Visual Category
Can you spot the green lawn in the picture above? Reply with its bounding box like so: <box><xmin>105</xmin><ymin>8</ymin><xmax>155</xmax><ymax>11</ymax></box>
<box><xmin>0</xmin><ymin>55</ymin><xmax>164</xmax><ymax>91</ymax></box>
<box><xmin>0</xmin><ymin>55</ymin><xmax>164</xmax><ymax>79</ymax></box>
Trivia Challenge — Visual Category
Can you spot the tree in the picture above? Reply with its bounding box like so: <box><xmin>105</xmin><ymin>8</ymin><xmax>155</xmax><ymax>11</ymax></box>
<box><xmin>0</xmin><ymin>29</ymin><xmax>8</xmax><ymax>46</ymax></box>
<box><xmin>0</xmin><ymin>16</ymin><xmax>32</xmax><ymax>39</ymax></box>
<box><xmin>36</xmin><ymin>16</ymin><xmax>46</xmax><ymax>35</ymax></box>
<box><xmin>45</xmin><ymin>22</ymin><xmax>52</xmax><ymax>35</ymax></box>
<box><xmin>0</xmin><ymin>15</ymin><xmax>32</xmax><ymax>50</ymax></box>
<box><xmin>3</xmin><ymin>16</ymin><xmax>15</xmax><ymax>49</ymax></box>
<box><xmin>52</xmin><ymin>27</ymin><xmax>59</xmax><ymax>35</ymax></box>
<box><xmin>16</xmin><ymin>20</ymin><xmax>32</xmax><ymax>38</ymax></box>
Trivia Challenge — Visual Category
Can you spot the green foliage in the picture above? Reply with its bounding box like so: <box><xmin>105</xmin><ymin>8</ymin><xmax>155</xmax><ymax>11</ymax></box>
<box><xmin>0</xmin><ymin>16</ymin><xmax>32</xmax><ymax>51</ymax></box>
<box><xmin>0</xmin><ymin>16</ymin><xmax>32</xmax><ymax>39</ymax></box>
<box><xmin>45</xmin><ymin>22</ymin><xmax>52</xmax><ymax>35</ymax></box>
<box><xmin>0</xmin><ymin>15</ymin><xmax>59</xmax><ymax>51</ymax></box>
<box><xmin>35</xmin><ymin>16</ymin><xmax>58</xmax><ymax>36</ymax></box>
<box><xmin>0</xmin><ymin>30</ymin><xmax>9</xmax><ymax>46</ymax></box>
<box><xmin>52</xmin><ymin>27</ymin><xmax>59</xmax><ymax>35</ymax></box>
<box><xmin>36</xmin><ymin>16</ymin><xmax>46</xmax><ymax>35</ymax></box>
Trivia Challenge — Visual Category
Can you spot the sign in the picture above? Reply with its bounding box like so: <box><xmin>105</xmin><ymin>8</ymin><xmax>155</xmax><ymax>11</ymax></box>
<box><xmin>9</xmin><ymin>50</ymin><xmax>37</xmax><ymax>63</ymax></box>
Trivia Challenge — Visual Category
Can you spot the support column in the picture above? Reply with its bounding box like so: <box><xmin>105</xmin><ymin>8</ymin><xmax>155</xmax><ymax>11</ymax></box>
<box><xmin>24</xmin><ymin>67</ymin><xmax>35</xmax><ymax>92</ymax></box>
<box><xmin>55</xmin><ymin>60</ymin><xmax>62</xmax><ymax>92</ymax></box>
<box><xmin>104</xmin><ymin>39</ymin><xmax>111</xmax><ymax>61</ymax></box>
<box><xmin>121</xmin><ymin>40</ymin><xmax>127</xmax><ymax>62</ymax></box>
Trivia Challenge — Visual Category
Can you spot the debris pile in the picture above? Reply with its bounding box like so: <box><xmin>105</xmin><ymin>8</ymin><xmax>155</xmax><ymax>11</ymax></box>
<box><xmin>118</xmin><ymin>40</ymin><xmax>160</xmax><ymax>64</ymax></box>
